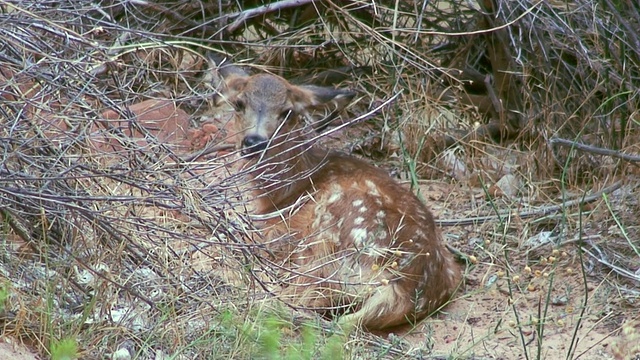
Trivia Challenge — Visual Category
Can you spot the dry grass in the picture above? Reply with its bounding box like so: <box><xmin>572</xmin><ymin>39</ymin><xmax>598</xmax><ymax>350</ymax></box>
<box><xmin>0</xmin><ymin>0</ymin><xmax>638</xmax><ymax>359</ymax></box>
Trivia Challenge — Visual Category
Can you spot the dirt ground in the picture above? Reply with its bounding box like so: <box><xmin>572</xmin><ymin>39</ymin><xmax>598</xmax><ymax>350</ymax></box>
<box><xmin>383</xmin><ymin>179</ymin><xmax>640</xmax><ymax>359</ymax></box>
<box><xmin>0</xmin><ymin>338</ymin><xmax>39</xmax><ymax>360</ymax></box>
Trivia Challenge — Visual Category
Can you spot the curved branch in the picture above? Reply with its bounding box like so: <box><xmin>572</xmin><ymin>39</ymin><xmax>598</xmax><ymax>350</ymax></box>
<box><xmin>227</xmin><ymin>0</ymin><xmax>314</xmax><ymax>33</ymax></box>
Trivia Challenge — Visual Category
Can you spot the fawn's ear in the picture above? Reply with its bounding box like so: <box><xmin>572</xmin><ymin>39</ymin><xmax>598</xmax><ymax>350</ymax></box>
<box><xmin>290</xmin><ymin>85</ymin><xmax>356</xmax><ymax>111</ymax></box>
<box><xmin>218</xmin><ymin>75</ymin><xmax>248</xmax><ymax>106</ymax></box>
<box><xmin>207</xmin><ymin>53</ymin><xmax>249</xmax><ymax>105</ymax></box>
<box><xmin>207</xmin><ymin>53</ymin><xmax>249</xmax><ymax>79</ymax></box>
<box><xmin>289</xmin><ymin>84</ymin><xmax>356</xmax><ymax>130</ymax></box>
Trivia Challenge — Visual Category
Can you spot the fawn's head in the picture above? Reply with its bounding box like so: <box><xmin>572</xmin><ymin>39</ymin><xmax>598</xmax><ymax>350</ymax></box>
<box><xmin>211</xmin><ymin>57</ymin><xmax>355</xmax><ymax>157</ymax></box>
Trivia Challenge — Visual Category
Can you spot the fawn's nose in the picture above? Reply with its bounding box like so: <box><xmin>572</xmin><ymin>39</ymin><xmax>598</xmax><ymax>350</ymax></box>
<box><xmin>241</xmin><ymin>135</ymin><xmax>268</xmax><ymax>156</ymax></box>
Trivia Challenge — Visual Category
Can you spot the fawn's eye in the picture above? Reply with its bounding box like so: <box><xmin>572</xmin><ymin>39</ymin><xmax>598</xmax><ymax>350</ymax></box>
<box><xmin>279</xmin><ymin>109</ymin><xmax>291</xmax><ymax>120</ymax></box>
<box><xmin>233</xmin><ymin>99</ymin><xmax>246</xmax><ymax>112</ymax></box>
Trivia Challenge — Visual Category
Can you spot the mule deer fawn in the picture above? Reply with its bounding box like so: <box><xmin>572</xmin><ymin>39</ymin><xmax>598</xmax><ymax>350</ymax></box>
<box><xmin>212</xmin><ymin>57</ymin><xmax>461</xmax><ymax>331</ymax></box>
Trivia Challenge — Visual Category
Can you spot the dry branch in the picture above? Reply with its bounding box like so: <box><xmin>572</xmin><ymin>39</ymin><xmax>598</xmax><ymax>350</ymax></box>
<box><xmin>227</xmin><ymin>0</ymin><xmax>314</xmax><ymax>33</ymax></box>
<box><xmin>550</xmin><ymin>137</ymin><xmax>640</xmax><ymax>164</ymax></box>
<box><xmin>436</xmin><ymin>181</ymin><xmax>624</xmax><ymax>227</ymax></box>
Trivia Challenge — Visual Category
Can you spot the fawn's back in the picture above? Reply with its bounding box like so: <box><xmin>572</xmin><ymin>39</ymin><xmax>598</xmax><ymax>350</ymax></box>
<box><xmin>212</xmin><ymin>56</ymin><xmax>461</xmax><ymax>330</ymax></box>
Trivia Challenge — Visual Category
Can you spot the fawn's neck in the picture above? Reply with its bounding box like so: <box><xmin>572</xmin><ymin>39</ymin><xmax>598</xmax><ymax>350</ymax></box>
<box><xmin>248</xmin><ymin>141</ymin><xmax>330</xmax><ymax>214</ymax></box>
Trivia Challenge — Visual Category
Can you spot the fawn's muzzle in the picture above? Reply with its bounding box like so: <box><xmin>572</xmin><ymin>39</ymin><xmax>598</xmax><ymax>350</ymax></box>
<box><xmin>241</xmin><ymin>135</ymin><xmax>268</xmax><ymax>156</ymax></box>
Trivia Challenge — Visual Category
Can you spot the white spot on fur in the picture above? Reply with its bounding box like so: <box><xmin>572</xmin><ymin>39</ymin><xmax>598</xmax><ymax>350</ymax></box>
<box><xmin>351</xmin><ymin>228</ymin><xmax>368</xmax><ymax>245</ymax></box>
<box><xmin>361</xmin><ymin>243</ymin><xmax>386</xmax><ymax>258</ymax></box>
<box><xmin>352</xmin><ymin>199</ymin><xmax>363</xmax><ymax>207</ymax></box>
<box><xmin>365</xmin><ymin>180</ymin><xmax>381</xmax><ymax>197</ymax></box>
<box><xmin>327</xmin><ymin>184</ymin><xmax>343</xmax><ymax>204</ymax></box>
<box><xmin>354</xmin><ymin>217</ymin><xmax>364</xmax><ymax>225</ymax></box>
<box><xmin>327</xmin><ymin>230</ymin><xmax>341</xmax><ymax>245</ymax></box>
<box><xmin>328</xmin><ymin>192</ymin><xmax>342</xmax><ymax>204</ymax></box>
<box><xmin>376</xmin><ymin>230</ymin><xmax>387</xmax><ymax>240</ymax></box>
<box><xmin>320</xmin><ymin>212</ymin><xmax>334</xmax><ymax>225</ymax></box>
<box><xmin>440</xmin><ymin>289</ymin><xmax>448</xmax><ymax>299</ymax></box>
<box><xmin>376</xmin><ymin>210</ymin><xmax>385</xmax><ymax>219</ymax></box>
<box><xmin>359</xmin><ymin>206</ymin><xmax>367</xmax><ymax>213</ymax></box>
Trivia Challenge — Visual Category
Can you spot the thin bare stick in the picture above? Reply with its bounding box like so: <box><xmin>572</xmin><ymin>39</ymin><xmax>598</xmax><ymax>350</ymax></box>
<box><xmin>436</xmin><ymin>180</ymin><xmax>624</xmax><ymax>226</ymax></box>
<box><xmin>227</xmin><ymin>0</ymin><xmax>314</xmax><ymax>33</ymax></box>
<box><xmin>550</xmin><ymin>137</ymin><xmax>640</xmax><ymax>163</ymax></box>
<box><xmin>181</xmin><ymin>144</ymin><xmax>236</xmax><ymax>163</ymax></box>
<box><xmin>583</xmin><ymin>242</ymin><xmax>640</xmax><ymax>283</ymax></box>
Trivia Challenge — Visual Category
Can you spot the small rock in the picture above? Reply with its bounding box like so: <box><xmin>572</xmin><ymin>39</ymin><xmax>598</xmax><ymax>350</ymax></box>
<box><xmin>111</xmin><ymin>348</ymin><xmax>131</xmax><ymax>360</ymax></box>
<box><xmin>493</xmin><ymin>174</ymin><xmax>522</xmax><ymax>199</ymax></box>
<box><xmin>202</xmin><ymin>123</ymin><xmax>219</xmax><ymax>134</ymax></box>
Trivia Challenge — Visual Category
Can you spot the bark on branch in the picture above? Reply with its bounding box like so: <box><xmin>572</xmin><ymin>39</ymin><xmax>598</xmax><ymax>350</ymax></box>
<box><xmin>550</xmin><ymin>137</ymin><xmax>640</xmax><ymax>163</ymax></box>
<box><xmin>227</xmin><ymin>0</ymin><xmax>314</xmax><ymax>33</ymax></box>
